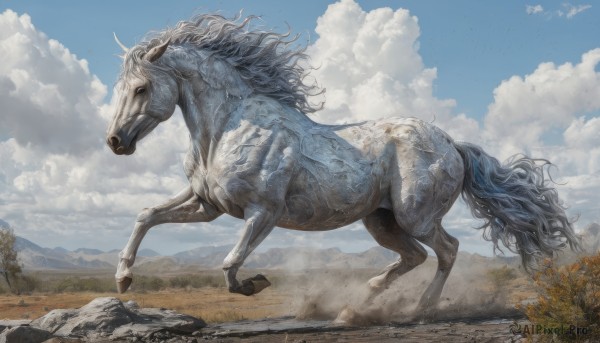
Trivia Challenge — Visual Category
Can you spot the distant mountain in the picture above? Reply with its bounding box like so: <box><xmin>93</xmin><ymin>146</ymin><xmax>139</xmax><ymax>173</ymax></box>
<box><xmin>15</xmin><ymin>236</ymin><xmax>114</xmax><ymax>270</ymax></box>
<box><xmin>73</xmin><ymin>248</ymin><xmax>104</xmax><ymax>255</ymax></box>
<box><xmin>138</xmin><ymin>248</ymin><xmax>161</xmax><ymax>257</ymax></box>
<box><xmin>0</xmin><ymin>218</ymin><xmax>10</xmax><ymax>229</ymax></box>
<box><xmin>11</xmin><ymin>235</ymin><xmax>403</xmax><ymax>271</ymax></box>
<box><xmin>245</xmin><ymin>247</ymin><xmax>346</xmax><ymax>269</ymax></box>
<box><xmin>136</xmin><ymin>256</ymin><xmax>181</xmax><ymax>274</ymax></box>
<box><xmin>2</xmin><ymin>222</ymin><xmax>522</xmax><ymax>272</ymax></box>
<box><xmin>67</xmin><ymin>248</ymin><xmax>120</xmax><ymax>267</ymax></box>
<box><xmin>173</xmin><ymin>244</ymin><xmax>235</xmax><ymax>263</ymax></box>
<box><xmin>583</xmin><ymin>222</ymin><xmax>600</xmax><ymax>252</ymax></box>
<box><xmin>4</xmin><ymin>219</ymin><xmax>401</xmax><ymax>271</ymax></box>
<box><xmin>53</xmin><ymin>247</ymin><xmax>70</xmax><ymax>254</ymax></box>
<box><xmin>585</xmin><ymin>222</ymin><xmax>600</xmax><ymax>236</ymax></box>
<box><xmin>167</xmin><ymin>245</ymin><xmax>400</xmax><ymax>270</ymax></box>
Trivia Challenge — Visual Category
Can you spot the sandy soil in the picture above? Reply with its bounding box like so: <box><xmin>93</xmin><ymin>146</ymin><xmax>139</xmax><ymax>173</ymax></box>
<box><xmin>152</xmin><ymin>316</ymin><xmax>526</xmax><ymax>343</ymax></box>
<box><xmin>212</xmin><ymin>322</ymin><xmax>523</xmax><ymax>343</ymax></box>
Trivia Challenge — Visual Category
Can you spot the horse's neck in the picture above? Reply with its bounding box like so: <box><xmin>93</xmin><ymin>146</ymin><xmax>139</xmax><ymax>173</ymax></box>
<box><xmin>177</xmin><ymin>75</ymin><xmax>242</xmax><ymax>165</ymax></box>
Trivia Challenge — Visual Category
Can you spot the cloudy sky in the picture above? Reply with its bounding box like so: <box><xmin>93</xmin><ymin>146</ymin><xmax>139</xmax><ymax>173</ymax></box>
<box><xmin>0</xmin><ymin>0</ymin><xmax>598</xmax><ymax>257</ymax></box>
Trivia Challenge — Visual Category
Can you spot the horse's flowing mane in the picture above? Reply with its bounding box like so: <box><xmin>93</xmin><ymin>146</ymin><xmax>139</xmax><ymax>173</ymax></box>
<box><xmin>122</xmin><ymin>14</ymin><xmax>323</xmax><ymax>114</ymax></box>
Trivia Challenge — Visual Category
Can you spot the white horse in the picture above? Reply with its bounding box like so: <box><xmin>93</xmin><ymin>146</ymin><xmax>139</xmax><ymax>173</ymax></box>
<box><xmin>106</xmin><ymin>14</ymin><xmax>580</xmax><ymax>317</ymax></box>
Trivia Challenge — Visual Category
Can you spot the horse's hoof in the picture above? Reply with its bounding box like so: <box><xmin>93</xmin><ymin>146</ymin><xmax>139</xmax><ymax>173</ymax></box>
<box><xmin>413</xmin><ymin>308</ymin><xmax>436</xmax><ymax>324</ymax></box>
<box><xmin>116</xmin><ymin>277</ymin><xmax>132</xmax><ymax>294</ymax></box>
<box><xmin>332</xmin><ymin>306</ymin><xmax>356</xmax><ymax>326</ymax></box>
<box><xmin>417</xmin><ymin>316</ymin><xmax>432</xmax><ymax>324</ymax></box>
<box><xmin>249</xmin><ymin>274</ymin><xmax>271</xmax><ymax>294</ymax></box>
<box><xmin>334</xmin><ymin>306</ymin><xmax>387</xmax><ymax>326</ymax></box>
<box><xmin>238</xmin><ymin>274</ymin><xmax>271</xmax><ymax>296</ymax></box>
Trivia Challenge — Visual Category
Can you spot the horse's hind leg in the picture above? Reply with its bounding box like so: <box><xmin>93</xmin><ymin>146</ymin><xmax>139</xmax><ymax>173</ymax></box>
<box><xmin>363</xmin><ymin>208</ymin><xmax>428</xmax><ymax>303</ymax></box>
<box><xmin>414</xmin><ymin>222</ymin><xmax>459</xmax><ymax>319</ymax></box>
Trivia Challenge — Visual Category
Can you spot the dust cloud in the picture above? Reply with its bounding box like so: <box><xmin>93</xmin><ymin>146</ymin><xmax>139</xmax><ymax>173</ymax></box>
<box><xmin>281</xmin><ymin>253</ymin><xmax>524</xmax><ymax>326</ymax></box>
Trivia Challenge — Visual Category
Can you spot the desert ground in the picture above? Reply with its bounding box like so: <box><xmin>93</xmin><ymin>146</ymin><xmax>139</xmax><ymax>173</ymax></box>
<box><xmin>0</xmin><ymin>287</ymin><xmax>527</xmax><ymax>342</ymax></box>
<box><xmin>0</xmin><ymin>258</ymin><xmax>538</xmax><ymax>342</ymax></box>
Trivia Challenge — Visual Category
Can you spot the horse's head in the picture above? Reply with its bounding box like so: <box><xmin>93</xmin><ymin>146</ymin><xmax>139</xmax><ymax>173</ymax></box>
<box><xmin>107</xmin><ymin>38</ymin><xmax>178</xmax><ymax>155</ymax></box>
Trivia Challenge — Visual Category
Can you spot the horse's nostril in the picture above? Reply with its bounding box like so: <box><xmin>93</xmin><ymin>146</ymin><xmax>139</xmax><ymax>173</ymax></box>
<box><xmin>108</xmin><ymin>135</ymin><xmax>121</xmax><ymax>148</ymax></box>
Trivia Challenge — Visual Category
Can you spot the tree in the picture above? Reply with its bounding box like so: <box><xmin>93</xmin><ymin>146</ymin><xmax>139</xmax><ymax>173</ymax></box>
<box><xmin>0</xmin><ymin>228</ymin><xmax>22</xmax><ymax>293</ymax></box>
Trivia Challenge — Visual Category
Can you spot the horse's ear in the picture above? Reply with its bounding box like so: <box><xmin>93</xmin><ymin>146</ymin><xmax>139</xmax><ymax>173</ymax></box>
<box><xmin>144</xmin><ymin>38</ymin><xmax>171</xmax><ymax>63</ymax></box>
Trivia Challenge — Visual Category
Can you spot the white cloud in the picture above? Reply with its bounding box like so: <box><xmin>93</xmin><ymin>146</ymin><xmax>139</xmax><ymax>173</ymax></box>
<box><xmin>0</xmin><ymin>9</ymin><xmax>194</xmax><ymax>251</ymax></box>
<box><xmin>0</xmin><ymin>10</ymin><xmax>106</xmax><ymax>155</ymax></box>
<box><xmin>480</xmin><ymin>49</ymin><xmax>600</xmax><ymax>233</ymax></box>
<box><xmin>306</xmin><ymin>0</ymin><xmax>479</xmax><ymax>141</ymax></box>
<box><xmin>527</xmin><ymin>3</ymin><xmax>591</xmax><ymax>20</ymax></box>
<box><xmin>483</xmin><ymin>48</ymin><xmax>600</xmax><ymax>160</ymax></box>
<box><xmin>526</xmin><ymin>4</ymin><xmax>544</xmax><ymax>15</ymax></box>
<box><xmin>564</xmin><ymin>116</ymin><xmax>600</xmax><ymax>152</ymax></box>
<box><xmin>558</xmin><ymin>3</ymin><xmax>592</xmax><ymax>18</ymax></box>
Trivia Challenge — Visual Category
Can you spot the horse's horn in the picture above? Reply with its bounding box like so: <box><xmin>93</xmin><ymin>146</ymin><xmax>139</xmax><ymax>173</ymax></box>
<box><xmin>113</xmin><ymin>32</ymin><xmax>129</xmax><ymax>53</ymax></box>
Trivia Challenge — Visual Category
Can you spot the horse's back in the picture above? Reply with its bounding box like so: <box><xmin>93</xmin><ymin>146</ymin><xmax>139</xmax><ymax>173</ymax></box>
<box><xmin>280</xmin><ymin>116</ymin><xmax>464</xmax><ymax>232</ymax></box>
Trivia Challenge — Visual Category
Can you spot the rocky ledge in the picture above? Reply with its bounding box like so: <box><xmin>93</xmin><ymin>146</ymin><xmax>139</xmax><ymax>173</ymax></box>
<box><xmin>0</xmin><ymin>297</ymin><xmax>206</xmax><ymax>342</ymax></box>
<box><xmin>1</xmin><ymin>297</ymin><xmax>527</xmax><ymax>343</ymax></box>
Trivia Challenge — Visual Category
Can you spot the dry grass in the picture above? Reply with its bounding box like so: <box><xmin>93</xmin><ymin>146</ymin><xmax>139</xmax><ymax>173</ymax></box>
<box><xmin>0</xmin><ymin>265</ymin><xmax>536</xmax><ymax>325</ymax></box>
<box><xmin>0</xmin><ymin>287</ymin><xmax>291</xmax><ymax>323</ymax></box>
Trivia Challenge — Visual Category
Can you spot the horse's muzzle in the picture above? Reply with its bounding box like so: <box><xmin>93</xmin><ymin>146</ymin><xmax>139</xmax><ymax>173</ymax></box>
<box><xmin>107</xmin><ymin>132</ymin><xmax>136</xmax><ymax>155</ymax></box>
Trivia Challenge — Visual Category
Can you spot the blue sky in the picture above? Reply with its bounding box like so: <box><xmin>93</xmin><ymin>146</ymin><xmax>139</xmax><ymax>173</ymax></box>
<box><xmin>3</xmin><ymin>1</ymin><xmax>598</xmax><ymax>120</ymax></box>
<box><xmin>0</xmin><ymin>0</ymin><xmax>599</xmax><ymax>256</ymax></box>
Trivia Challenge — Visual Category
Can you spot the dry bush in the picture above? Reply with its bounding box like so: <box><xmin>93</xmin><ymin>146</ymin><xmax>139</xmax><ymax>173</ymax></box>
<box><xmin>53</xmin><ymin>277</ymin><xmax>116</xmax><ymax>293</ymax></box>
<box><xmin>523</xmin><ymin>253</ymin><xmax>600</xmax><ymax>342</ymax></box>
<box><xmin>128</xmin><ymin>275</ymin><xmax>166</xmax><ymax>292</ymax></box>
<box><xmin>13</xmin><ymin>274</ymin><xmax>40</xmax><ymax>293</ymax></box>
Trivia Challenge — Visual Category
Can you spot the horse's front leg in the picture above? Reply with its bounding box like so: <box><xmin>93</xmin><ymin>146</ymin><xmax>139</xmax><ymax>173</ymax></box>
<box><xmin>116</xmin><ymin>186</ymin><xmax>221</xmax><ymax>293</ymax></box>
<box><xmin>223</xmin><ymin>207</ymin><xmax>276</xmax><ymax>296</ymax></box>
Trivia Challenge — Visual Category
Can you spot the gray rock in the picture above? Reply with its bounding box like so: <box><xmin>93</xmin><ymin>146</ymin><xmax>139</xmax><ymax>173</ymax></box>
<box><xmin>41</xmin><ymin>338</ymin><xmax>84</xmax><ymax>343</ymax></box>
<box><xmin>30</xmin><ymin>297</ymin><xmax>206</xmax><ymax>340</ymax></box>
<box><xmin>0</xmin><ymin>319</ymin><xmax>31</xmax><ymax>333</ymax></box>
<box><xmin>0</xmin><ymin>325</ymin><xmax>53</xmax><ymax>343</ymax></box>
<box><xmin>124</xmin><ymin>300</ymin><xmax>139</xmax><ymax>310</ymax></box>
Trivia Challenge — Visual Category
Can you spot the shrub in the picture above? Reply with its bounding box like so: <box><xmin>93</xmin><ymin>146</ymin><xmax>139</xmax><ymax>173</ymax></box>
<box><xmin>523</xmin><ymin>253</ymin><xmax>600</xmax><ymax>342</ymax></box>
<box><xmin>130</xmin><ymin>275</ymin><xmax>166</xmax><ymax>292</ymax></box>
<box><xmin>13</xmin><ymin>274</ymin><xmax>41</xmax><ymax>293</ymax></box>
<box><xmin>53</xmin><ymin>277</ymin><xmax>116</xmax><ymax>293</ymax></box>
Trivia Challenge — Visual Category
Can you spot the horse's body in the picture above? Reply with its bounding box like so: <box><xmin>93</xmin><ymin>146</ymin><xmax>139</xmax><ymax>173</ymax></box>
<box><xmin>188</xmin><ymin>94</ymin><xmax>462</xmax><ymax>232</ymax></box>
<box><xmin>106</xmin><ymin>14</ymin><xmax>580</xmax><ymax>320</ymax></box>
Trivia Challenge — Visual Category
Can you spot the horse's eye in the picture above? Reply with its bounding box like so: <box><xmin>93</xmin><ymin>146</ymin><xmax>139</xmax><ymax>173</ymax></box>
<box><xmin>135</xmin><ymin>87</ymin><xmax>146</xmax><ymax>95</ymax></box>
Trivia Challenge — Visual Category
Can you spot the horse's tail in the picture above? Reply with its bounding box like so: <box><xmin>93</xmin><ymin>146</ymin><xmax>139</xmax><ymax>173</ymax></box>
<box><xmin>453</xmin><ymin>141</ymin><xmax>582</xmax><ymax>271</ymax></box>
